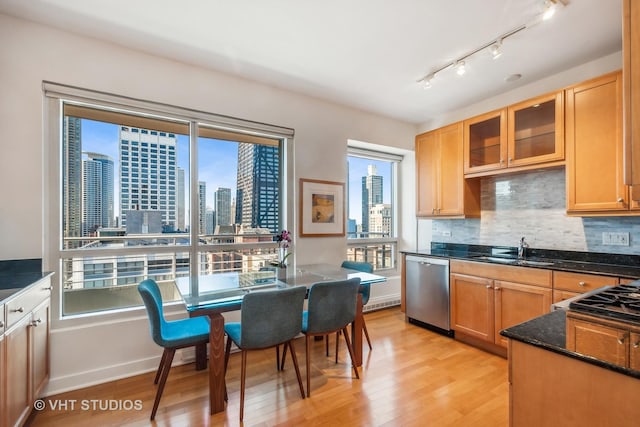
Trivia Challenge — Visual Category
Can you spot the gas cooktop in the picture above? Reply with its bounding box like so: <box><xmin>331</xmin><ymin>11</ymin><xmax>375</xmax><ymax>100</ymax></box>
<box><xmin>569</xmin><ymin>283</ymin><xmax>640</xmax><ymax>323</ymax></box>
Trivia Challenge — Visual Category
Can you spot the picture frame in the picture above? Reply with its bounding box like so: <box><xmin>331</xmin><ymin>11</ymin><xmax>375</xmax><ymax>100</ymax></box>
<box><xmin>299</xmin><ymin>178</ymin><xmax>345</xmax><ymax>237</ymax></box>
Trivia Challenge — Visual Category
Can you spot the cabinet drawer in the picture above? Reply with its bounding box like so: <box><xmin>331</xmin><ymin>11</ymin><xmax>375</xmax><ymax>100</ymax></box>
<box><xmin>553</xmin><ymin>271</ymin><xmax>618</xmax><ymax>293</ymax></box>
<box><xmin>5</xmin><ymin>278</ymin><xmax>51</xmax><ymax>329</ymax></box>
<box><xmin>450</xmin><ymin>260</ymin><xmax>552</xmax><ymax>287</ymax></box>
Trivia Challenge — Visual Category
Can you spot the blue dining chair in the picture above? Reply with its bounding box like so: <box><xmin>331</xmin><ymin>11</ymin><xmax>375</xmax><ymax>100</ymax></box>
<box><xmin>302</xmin><ymin>278</ymin><xmax>361</xmax><ymax>397</ymax></box>
<box><xmin>223</xmin><ymin>285</ymin><xmax>307</xmax><ymax>421</ymax></box>
<box><xmin>327</xmin><ymin>261</ymin><xmax>374</xmax><ymax>357</ymax></box>
<box><xmin>137</xmin><ymin>279</ymin><xmax>210</xmax><ymax>420</ymax></box>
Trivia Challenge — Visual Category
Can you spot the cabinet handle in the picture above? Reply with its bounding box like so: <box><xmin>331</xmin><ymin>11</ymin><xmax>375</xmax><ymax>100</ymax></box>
<box><xmin>0</xmin><ymin>320</ymin><xmax>4</xmax><ymax>328</ymax></box>
<box><xmin>634</xmin><ymin>341</ymin><xmax>640</xmax><ymax>349</ymax></box>
<box><xmin>494</xmin><ymin>286</ymin><xmax>501</xmax><ymax>291</ymax></box>
<box><xmin>617</xmin><ymin>197</ymin><xmax>624</xmax><ymax>203</ymax></box>
<box><xmin>31</xmin><ymin>318</ymin><xmax>42</xmax><ymax>327</ymax></box>
<box><xmin>508</xmin><ymin>157</ymin><xmax>513</xmax><ymax>163</ymax></box>
<box><xmin>486</xmin><ymin>284</ymin><xmax>492</xmax><ymax>289</ymax></box>
<box><xmin>432</xmin><ymin>208</ymin><xmax>436</xmax><ymax>214</ymax></box>
<box><xmin>42</xmin><ymin>286</ymin><xmax>52</xmax><ymax>291</ymax></box>
<box><xmin>500</xmin><ymin>159</ymin><xmax>504</xmax><ymax>165</ymax></box>
<box><xmin>578</xmin><ymin>281</ymin><xmax>586</xmax><ymax>287</ymax></box>
<box><xmin>11</xmin><ymin>307</ymin><xmax>24</xmax><ymax>313</ymax></box>
<box><xmin>618</xmin><ymin>334</ymin><xmax>627</xmax><ymax>345</ymax></box>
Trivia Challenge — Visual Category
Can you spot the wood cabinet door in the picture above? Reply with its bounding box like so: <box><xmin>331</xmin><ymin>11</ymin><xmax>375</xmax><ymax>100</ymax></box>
<box><xmin>31</xmin><ymin>301</ymin><xmax>50</xmax><ymax>401</ymax></box>
<box><xmin>566</xmin><ymin>316</ymin><xmax>629</xmax><ymax>367</ymax></box>
<box><xmin>630</xmin><ymin>332</ymin><xmax>640</xmax><ymax>371</ymax></box>
<box><xmin>623</xmin><ymin>0</ymin><xmax>640</xmax><ymax>199</ymax></box>
<box><xmin>450</xmin><ymin>273</ymin><xmax>494</xmax><ymax>342</ymax></box>
<box><xmin>5</xmin><ymin>315</ymin><xmax>32</xmax><ymax>427</ymax></box>
<box><xmin>507</xmin><ymin>91</ymin><xmax>564</xmax><ymax>168</ymax></box>
<box><xmin>494</xmin><ymin>280</ymin><xmax>552</xmax><ymax>348</ymax></box>
<box><xmin>438</xmin><ymin>122</ymin><xmax>465</xmax><ymax>216</ymax></box>
<box><xmin>552</xmin><ymin>289</ymin><xmax>580</xmax><ymax>304</ymax></box>
<box><xmin>415</xmin><ymin>131</ymin><xmax>438</xmax><ymax>217</ymax></box>
<box><xmin>566</xmin><ymin>72</ymin><xmax>626</xmax><ymax>213</ymax></box>
<box><xmin>463</xmin><ymin>109</ymin><xmax>507</xmax><ymax>174</ymax></box>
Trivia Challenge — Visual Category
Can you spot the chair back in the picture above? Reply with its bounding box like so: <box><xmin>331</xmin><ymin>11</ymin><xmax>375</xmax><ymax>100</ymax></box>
<box><xmin>305</xmin><ymin>278</ymin><xmax>361</xmax><ymax>334</ymax></box>
<box><xmin>138</xmin><ymin>279</ymin><xmax>168</xmax><ymax>347</ymax></box>
<box><xmin>341</xmin><ymin>261</ymin><xmax>373</xmax><ymax>305</ymax></box>
<box><xmin>340</xmin><ymin>261</ymin><xmax>373</xmax><ymax>274</ymax></box>
<box><xmin>240</xmin><ymin>286</ymin><xmax>306</xmax><ymax>349</ymax></box>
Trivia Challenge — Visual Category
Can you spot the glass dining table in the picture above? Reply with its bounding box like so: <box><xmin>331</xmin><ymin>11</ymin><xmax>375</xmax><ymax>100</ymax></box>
<box><xmin>174</xmin><ymin>263</ymin><xmax>386</xmax><ymax>415</ymax></box>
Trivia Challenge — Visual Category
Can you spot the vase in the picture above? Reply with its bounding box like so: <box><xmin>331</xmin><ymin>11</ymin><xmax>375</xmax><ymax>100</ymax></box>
<box><xmin>276</xmin><ymin>266</ymin><xmax>287</xmax><ymax>281</ymax></box>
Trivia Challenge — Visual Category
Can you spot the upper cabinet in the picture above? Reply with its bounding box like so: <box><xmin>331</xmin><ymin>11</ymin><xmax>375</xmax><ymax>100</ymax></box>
<box><xmin>463</xmin><ymin>92</ymin><xmax>565</xmax><ymax>177</ymax></box>
<box><xmin>623</xmin><ymin>0</ymin><xmax>640</xmax><ymax>200</ymax></box>
<box><xmin>416</xmin><ymin>122</ymin><xmax>480</xmax><ymax>218</ymax></box>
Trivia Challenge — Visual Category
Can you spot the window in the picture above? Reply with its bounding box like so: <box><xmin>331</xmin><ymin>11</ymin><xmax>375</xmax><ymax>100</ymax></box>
<box><xmin>45</xmin><ymin>83</ymin><xmax>293</xmax><ymax>318</ymax></box>
<box><xmin>346</xmin><ymin>146</ymin><xmax>401</xmax><ymax>271</ymax></box>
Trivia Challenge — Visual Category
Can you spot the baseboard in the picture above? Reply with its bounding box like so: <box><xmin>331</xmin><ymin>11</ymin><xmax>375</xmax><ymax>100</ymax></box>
<box><xmin>363</xmin><ymin>295</ymin><xmax>401</xmax><ymax>313</ymax></box>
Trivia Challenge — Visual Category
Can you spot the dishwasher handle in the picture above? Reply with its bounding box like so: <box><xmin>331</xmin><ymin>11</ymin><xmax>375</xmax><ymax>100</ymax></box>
<box><xmin>406</xmin><ymin>255</ymin><xmax>450</xmax><ymax>267</ymax></box>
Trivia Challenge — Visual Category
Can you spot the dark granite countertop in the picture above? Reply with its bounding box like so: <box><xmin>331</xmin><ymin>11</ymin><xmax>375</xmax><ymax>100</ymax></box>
<box><xmin>501</xmin><ymin>310</ymin><xmax>640</xmax><ymax>380</ymax></box>
<box><xmin>401</xmin><ymin>243</ymin><xmax>640</xmax><ymax>279</ymax></box>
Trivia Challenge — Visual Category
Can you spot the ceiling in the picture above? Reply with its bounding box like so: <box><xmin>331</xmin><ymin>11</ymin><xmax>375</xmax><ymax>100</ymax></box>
<box><xmin>0</xmin><ymin>0</ymin><xmax>623</xmax><ymax>124</ymax></box>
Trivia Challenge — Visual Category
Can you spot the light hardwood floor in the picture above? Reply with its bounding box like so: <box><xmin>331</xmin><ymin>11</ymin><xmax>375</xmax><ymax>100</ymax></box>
<box><xmin>28</xmin><ymin>307</ymin><xmax>508</xmax><ymax>426</ymax></box>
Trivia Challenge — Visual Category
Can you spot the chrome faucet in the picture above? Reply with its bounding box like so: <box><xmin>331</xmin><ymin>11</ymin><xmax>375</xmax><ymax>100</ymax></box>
<box><xmin>518</xmin><ymin>237</ymin><xmax>529</xmax><ymax>259</ymax></box>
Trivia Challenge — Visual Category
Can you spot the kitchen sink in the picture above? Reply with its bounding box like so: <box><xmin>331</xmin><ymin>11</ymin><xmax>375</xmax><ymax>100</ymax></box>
<box><xmin>471</xmin><ymin>255</ymin><xmax>554</xmax><ymax>267</ymax></box>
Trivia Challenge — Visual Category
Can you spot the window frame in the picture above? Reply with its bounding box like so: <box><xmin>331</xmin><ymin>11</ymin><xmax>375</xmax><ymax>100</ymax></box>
<box><xmin>43</xmin><ymin>82</ymin><xmax>294</xmax><ymax>327</ymax></box>
<box><xmin>346</xmin><ymin>145</ymin><xmax>401</xmax><ymax>271</ymax></box>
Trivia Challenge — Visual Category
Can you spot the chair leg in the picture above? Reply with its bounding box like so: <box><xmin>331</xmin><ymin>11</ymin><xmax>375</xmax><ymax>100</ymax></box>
<box><xmin>287</xmin><ymin>340</ymin><xmax>306</xmax><ymax>399</ymax></box>
<box><xmin>280</xmin><ymin>341</ymin><xmax>289</xmax><ymax>370</ymax></box>
<box><xmin>150</xmin><ymin>348</ymin><xmax>175</xmax><ymax>420</ymax></box>
<box><xmin>153</xmin><ymin>349</ymin><xmax>169</xmax><ymax>385</ymax></box>
<box><xmin>240</xmin><ymin>350</ymin><xmax>247</xmax><ymax>421</ymax></box>
<box><xmin>224</xmin><ymin>335</ymin><xmax>232</xmax><ymax>373</ymax></box>
<box><xmin>363</xmin><ymin>318</ymin><xmax>373</xmax><ymax>350</ymax></box>
<box><xmin>305</xmin><ymin>335</ymin><xmax>312</xmax><ymax>397</ymax></box>
<box><xmin>335</xmin><ymin>331</ymin><xmax>340</xmax><ymax>363</ymax></box>
<box><xmin>276</xmin><ymin>344</ymin><xmax>281</xmax><ymax>371</ymax></box>
<box><xmin>341</xmin><ymin>327</ymin><xmax>360</xmax><ymax>379</ymax></box>
<box><xmin>325</xmin><ymin>334</ymin><xmax>330</xmax><ymax>356</ymax></box>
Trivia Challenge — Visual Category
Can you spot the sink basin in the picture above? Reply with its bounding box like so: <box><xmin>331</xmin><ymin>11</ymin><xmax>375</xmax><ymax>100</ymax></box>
<box><xmin>471</xmin><ymin>256</ymin><xmax>554</xmax><ymax>267</ymax></box>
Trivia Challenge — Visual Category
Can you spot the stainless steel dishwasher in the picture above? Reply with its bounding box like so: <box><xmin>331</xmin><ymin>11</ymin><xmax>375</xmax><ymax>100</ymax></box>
<box><xmin>405</xmin><ymin>255</ymin><xmax>452</xmax><ymax>336</ymax></box>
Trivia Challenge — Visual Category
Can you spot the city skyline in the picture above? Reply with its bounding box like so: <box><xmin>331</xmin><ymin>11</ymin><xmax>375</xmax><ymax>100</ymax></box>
<box><xmin>80</xmin><ymin>118</ymin><xmax>392</xmax><ymax>229</ymax></box>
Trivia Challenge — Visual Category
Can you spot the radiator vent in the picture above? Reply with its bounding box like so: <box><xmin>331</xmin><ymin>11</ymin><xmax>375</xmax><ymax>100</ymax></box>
<box><xmin>363</xmin><ymin>299</ymin><xmax>400</xmax><ymax>313</ymax></box>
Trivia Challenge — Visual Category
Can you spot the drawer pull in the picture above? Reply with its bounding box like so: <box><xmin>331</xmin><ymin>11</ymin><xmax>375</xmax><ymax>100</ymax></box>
<box><xmin>31</xmin><ymin>318</ymin><xmax>42</xmax><ymax>327</ymax></box>
<box><xmin>494</xmin><ymin>286</ymin><xmax>502</xmax><ymax>291</ymax></box>
<box><xmin>578</xmin><ymin>281</ymin><xmax>586</xmax><ymax>287</ymax></box>
<box><xmin>11</xmin><ymin>307</ymin><xmax>25</xmax><ymax>313</ymax></box>
<box><xmin>0</xmin><ymin>320</ymin><xmax>4</xmax><ymax>328</ymax></box>
<box><xmin>634</xmin><ymin>341</ymin><xmax>640</xmax><ymax>349</ymax></box>
<box><xmin>486</xmin><ymin>284</ymin><xmax>492</xmax><ymax>289</ymax></box>
<box><xmin>618</xmin><ymin>335</ymin><xmax>627</xmax><ymax>345</ymax></box>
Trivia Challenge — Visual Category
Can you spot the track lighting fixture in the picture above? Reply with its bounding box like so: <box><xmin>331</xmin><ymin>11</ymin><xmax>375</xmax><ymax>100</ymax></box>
<box><xmin>416</xmin><ymin>1</ymin><xmax>567</xmax><ymax>88</ymax></box>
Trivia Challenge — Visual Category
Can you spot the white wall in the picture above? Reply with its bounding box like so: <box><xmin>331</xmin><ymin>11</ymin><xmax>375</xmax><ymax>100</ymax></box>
<box><xmin>0</xmin><ymin>13</ymin><xmax>415</xmax><ymax>394</ymax></box>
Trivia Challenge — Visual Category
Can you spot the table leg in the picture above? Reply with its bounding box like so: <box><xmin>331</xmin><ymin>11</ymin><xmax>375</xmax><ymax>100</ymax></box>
<box><xmin>208</xmin><ymin>313</ymin><xmax>226</xmax><ymax>414</ymax></box>
<box><xmin>195</xmin><ymin>343</ymin><xmax>207</xmax><ymax>370</ymax></box>
<box><xmin>352</xmin><ymin>293</ymin><xmax>363</xmax><ymax>367</ymax></box>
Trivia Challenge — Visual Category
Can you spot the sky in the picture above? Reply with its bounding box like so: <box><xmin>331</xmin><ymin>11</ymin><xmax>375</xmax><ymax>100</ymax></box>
<box><xmin>81</xmin><ymin>119</ymin><xmax>391</xmax><ymax>226</ymax></box>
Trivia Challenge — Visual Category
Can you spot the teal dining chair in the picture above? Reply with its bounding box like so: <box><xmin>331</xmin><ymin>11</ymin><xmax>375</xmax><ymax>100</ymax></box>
<box><xmin>138</xmin><ymin>279</ymin><xmax>210</xmax><ymax>420</ymax></box>
<box><xmin>223</xmin><ymin>285</ymin><xmax>307</xmax><ymax>421</ymax></box>
<box><xmin>325</xmin><ymin>261</ymin><xmax>374</xmax><ymax>359</ymax></box>
<box><xmin>301</xmin><ymin>278</ymin><xmax>361</xmax><ymax>397</ymax></box>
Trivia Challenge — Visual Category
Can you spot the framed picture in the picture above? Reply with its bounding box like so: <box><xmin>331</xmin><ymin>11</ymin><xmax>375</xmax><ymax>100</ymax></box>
<box><xmin>299</xmin><ymin>178</ymin><xmax>345</xmax><ymax>237</ymax></box>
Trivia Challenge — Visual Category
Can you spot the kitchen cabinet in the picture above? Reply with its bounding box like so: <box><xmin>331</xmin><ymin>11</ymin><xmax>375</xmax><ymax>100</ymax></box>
<box><xmin>450</xmin><ymin>260</ymin><xmax>552</xmax><ymax>352</ymax></box>
<box><xmin>415</xmin><ymin>122</ymin><xmax>480</xmax><ymax>218</ymax></box>
<box><xmin>463</xmin><ymin>92</ymin><xmax>564</xmax><ymax>177</ymax></box>
<box><xmin>3</xmin><ymin>278</ymin><xmax>51</xmax><ymax>427</ymax></box>
<box><xmin>552</xmin><ymin>271</ymin><xmax>619</xmax><ymax>303</ymax></box>
<box><xmin>566</xmin><ymin>310</ymin><xmax>640</xmax><ymax>369</ymax></box>
<box><xmin>623</xmin><ymin>0</ymin><xmax>640</xmax><ymax>201</ymax></box>
<box><xmin>565</xmin><ymin>71</ymin><xmax>640</xmax><ymax>215</ymax></box>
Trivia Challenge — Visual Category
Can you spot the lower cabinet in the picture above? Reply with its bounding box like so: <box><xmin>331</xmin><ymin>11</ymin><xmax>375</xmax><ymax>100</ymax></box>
<box><xmin>566</xmin><ymin>310</ymin><xmax>640</xmax><ymax>369</ymax></box>
<box><xmin>450</xmin><ymin>260</ymin><xmax>552</xmax><ymax>351</ymax></box>
<box><xmin>2</xmin><ymin>278</ymin><xmax>51</xmax><ymax>427</ymax></box>
<box><xmin>552</xmin><ymin>271</ymin><xmax>619</xmax><ymax>303</ymax></box>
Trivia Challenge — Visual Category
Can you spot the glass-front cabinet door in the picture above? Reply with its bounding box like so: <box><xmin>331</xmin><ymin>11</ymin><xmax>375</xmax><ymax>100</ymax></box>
<box><xmin>463</xmin><ymin>109</ymin><xmax>507</xmax><ymax>174</ymax></box>
<box><xmin>507</xmin><ymin>92</ymin><xmax>564</xmax><ymax>168</ymax></box>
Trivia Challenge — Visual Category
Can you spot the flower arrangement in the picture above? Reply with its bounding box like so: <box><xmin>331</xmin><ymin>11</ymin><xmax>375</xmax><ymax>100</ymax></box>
<box><xmin>272</xmin><ymin>229</ymin><xmax>292</xmax><ymax>268</ymax></box>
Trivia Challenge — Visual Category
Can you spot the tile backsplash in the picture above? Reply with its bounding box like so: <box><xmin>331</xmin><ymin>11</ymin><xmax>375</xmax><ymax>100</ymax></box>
<box><xmin>431</xmin><ymin>168</ymin><xmax>640</xmax><ymax>255</ymax></box>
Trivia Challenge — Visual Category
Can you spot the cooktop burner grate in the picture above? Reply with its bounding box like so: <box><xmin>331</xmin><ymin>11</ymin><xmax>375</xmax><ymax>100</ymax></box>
<box><xmin>569</xmin><ymin>283</ymin><xmax>640</xmax><ymax>321</ymax></box>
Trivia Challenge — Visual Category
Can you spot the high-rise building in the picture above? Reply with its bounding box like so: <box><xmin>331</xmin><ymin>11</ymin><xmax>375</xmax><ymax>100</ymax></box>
<box><xmin>215</xmin><ymin>187</ymin><xmax>232</xmax><ymax>226</ymax></box>
<box><xmin>63</xmin><ymin>116</ymin><xmax>82</xmax><ymax>246</ymax></box>
<box><xmin>177</xmin><ymin>167</ymin><xmax>185</xmax><ymax>231</ymax></box>
<box><xmin>361</xmin><ymin>165</ymin><xmax>383</xmax><ymax>233</ymax></box>
<box><xmin>205</xmin><ymin>208</ymin><xmax>215</xmax><ymax>235</ymax></box>
<box><xmin>368</xmin><ymin>203</ymin><xmax>392</xmax><ymax>237</ymax></box>
<box><xmin>118</xmin><ymin>127</ymin><xmax>178</xmax><ymax>228</ymax></box>
<box><xmin>198</xmin><ymin>181</ymin><xmax>206</xmax><ymax>235</ymax></box>
<box><xmin>82</xmin><ymin>152</ymin><xmax>114</xmax><ymax>235</ymax></box>
<box><xmin>235</xmin><ymin>143</ymin><xmax>280</xmax><ymax>233</ymax></box>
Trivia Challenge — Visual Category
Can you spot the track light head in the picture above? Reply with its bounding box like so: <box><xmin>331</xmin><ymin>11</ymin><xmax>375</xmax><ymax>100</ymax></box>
<box><xmin>543</xmin><ymin>0</ymin><xmax>558</xmax><ymax>20</ymax></box>
<box><xmin>490</xmin><ymin>40</ymin><xmax>503</xmax><ymax>59</ymax></box>
<box><xmin>455</xmin><ymin>61</ymin><xmax>466</xmax><ymax>76</ymax></box>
